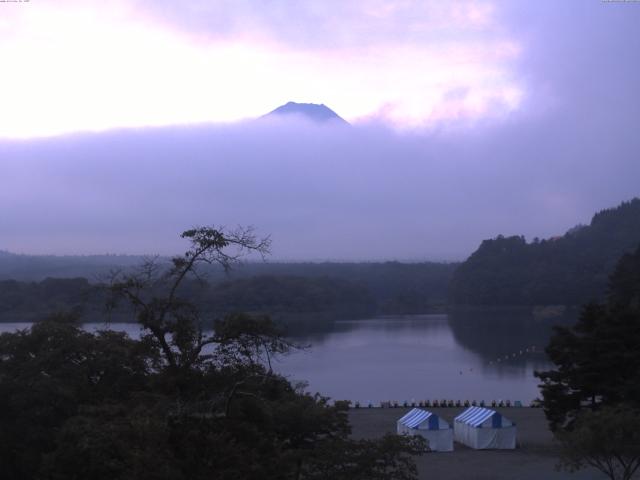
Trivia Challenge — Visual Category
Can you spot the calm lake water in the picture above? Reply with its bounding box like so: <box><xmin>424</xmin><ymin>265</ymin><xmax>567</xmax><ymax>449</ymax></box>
<box><xmin>0</xmin><ymin>309</ymin><xmax>575</xmax><ymax>405</ymax></box>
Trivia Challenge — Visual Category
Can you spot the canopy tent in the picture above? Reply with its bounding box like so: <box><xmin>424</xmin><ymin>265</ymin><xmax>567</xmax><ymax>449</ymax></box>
<box><xmin>397</xmin><ymin>408</ymin><xmax>453</xmax><ymax>452</ymax></box>
<box><xmin>454</xmin><ymin>406</ymin><xmax>516</xmax><ymax>449</ymax></box>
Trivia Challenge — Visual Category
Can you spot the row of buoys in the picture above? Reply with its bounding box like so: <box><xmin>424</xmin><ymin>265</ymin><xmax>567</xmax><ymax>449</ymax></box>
<box><xmin>488</xmin><ymin>345</ymin><xmax>539</xmax><ymax>365</ymax></box>
<box><xmin>450</xmin><ymin>346</ymin><xmax>542</xmax><ymax>376</ymax></box>
<box><xmin>352</xmin><ymin>399</ymin><xmax>537</xmax><ymax>409</ymax></box>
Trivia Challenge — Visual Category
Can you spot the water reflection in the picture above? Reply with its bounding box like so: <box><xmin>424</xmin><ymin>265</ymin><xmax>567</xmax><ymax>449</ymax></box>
<box><xmin>0</xmin><ymin>310</ymin><xmax>578</xmax><ymax>405</ymax></box>
<box><xmin>285</xmin><ymin>314</ymin><xmax>450</xmax><ymax>345</ymax></box>
<box><xmin>276</xmin><ymin>311</ymin><xmax>577</xmax><ymax>404</ymax></box>
<box><xmin>447</xmin><ymin>308</ymin><xmax>578</xmax><ymax>374</ymax></box>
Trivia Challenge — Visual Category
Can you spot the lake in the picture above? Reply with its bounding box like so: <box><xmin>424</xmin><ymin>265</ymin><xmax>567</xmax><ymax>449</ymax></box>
<box><xmin>0</xmin><ymin>309</ymin><xmax>574</xmax><ymax>405</ymax></box>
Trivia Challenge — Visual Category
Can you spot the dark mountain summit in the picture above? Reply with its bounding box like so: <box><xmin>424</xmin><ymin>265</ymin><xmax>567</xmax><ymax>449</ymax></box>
<box><xmin>264</xmin><ymin>101</ymin><xmax>349</xmax><ymax>124</ymax></box>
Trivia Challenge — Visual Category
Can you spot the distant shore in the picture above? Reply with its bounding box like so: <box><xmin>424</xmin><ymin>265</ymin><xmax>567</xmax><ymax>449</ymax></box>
<box><xmin>0</xmin><ymin>305</ymin><xmax>580</xmax><ymax>324</ymax></box>
<box><xmin>348</xmin><ymin>407</ymin><xmax>601</xmax><ymax>480</ymax></box>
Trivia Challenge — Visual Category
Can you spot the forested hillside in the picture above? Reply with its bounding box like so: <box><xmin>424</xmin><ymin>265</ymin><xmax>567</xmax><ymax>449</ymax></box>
<box><xmin>0</xmin><ymin>275</ymin><xmax>375</xmax><ymax>324</ymax></box>
<box><xmin>0</xmin><ymin>251</ymin><xmax>146</xmax><ymax>280</ymax></box>
<box><xmin>0</xmin><ymin>258</ymin><xmax>456</xmax><ymax>321</ymax></box>
<box><xmin>200</xmin><ymin>275</ymin><xmax>375</xmax><ymax>319</ymax></box>
<box><xmin>0</xmin><ymin>267</ymin><xmax>456</xmax><ymax>323</ymax></box>
<box><xmin>449</xmin><ymin>198</ymin><xmax>640</xmax><ymax>306</ymax></box>
<box><xmin>225</xmin><ymin>262</ymin><xmax>456</xmax><ymax>313</ymax></box>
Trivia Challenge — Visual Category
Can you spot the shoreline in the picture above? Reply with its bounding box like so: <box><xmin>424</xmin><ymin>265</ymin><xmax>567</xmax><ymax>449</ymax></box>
<box><xmin>348</xmin><ymin>407</ymin><xmax>601</xmax><ymax>480</ymax></box>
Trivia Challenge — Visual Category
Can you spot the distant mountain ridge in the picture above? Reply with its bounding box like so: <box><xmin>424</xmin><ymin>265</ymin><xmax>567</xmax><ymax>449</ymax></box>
<box><xmin>264</xmin><ymin>101</ymin><xmax>349</xmax><ymax>124</ymax></box>
<box><xmin>449</xmin><ymin>198</ymin><xmax>640</xmax><ymax>306</ymax></box>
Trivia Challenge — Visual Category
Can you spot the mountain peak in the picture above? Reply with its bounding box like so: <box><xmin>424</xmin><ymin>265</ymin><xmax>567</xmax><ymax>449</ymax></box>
<box><xmin>264</xmin><ymin>102</ymin><xmax>349</xmax><ymax>124</ymax></box>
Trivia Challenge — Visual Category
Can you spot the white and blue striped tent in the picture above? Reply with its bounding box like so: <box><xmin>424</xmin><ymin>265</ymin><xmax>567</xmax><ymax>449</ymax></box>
<box><xmin>454</xmin><ymin>406</ymin><xmax>516</xmax><ymax>449</ymax></box>
<box><xmin>397</xmin><ymin>408</ymin><xmax>453</xmax><ymax>452</ymax></box>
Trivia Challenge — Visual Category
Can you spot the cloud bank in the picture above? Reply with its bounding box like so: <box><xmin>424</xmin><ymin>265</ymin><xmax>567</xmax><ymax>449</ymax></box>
<box><xmin>1</xmin><ymin>109</ymin><xmax>638</xmax><ymax>260</ymax></box>
<box><xmin>0</xmin><ymin>1</ymin><xmax>638</xmax><ymax>260</ymax></box>
<box><xmin>0</xmin><ymin>0</ymin><xmax>520</xmax><ymax>137</ymax></box>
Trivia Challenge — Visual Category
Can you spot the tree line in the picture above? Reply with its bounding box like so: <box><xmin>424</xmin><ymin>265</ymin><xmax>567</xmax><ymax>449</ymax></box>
<box><xmin>0</xmin><ymin>265</ymin><xmax>457</xmax><ymax>324</ymax></box>
<box><xmin>0</xmin><ymin>275</ymin><xmax>375</xmax><ymax>324</ymax></box>
<box><xmin>537</xmin><ymin>244</ymin><xmax>640</xmax><ymax>480</ymax></box>
<box><xmin>450</xmin><ymin>198</ymin><xmax>640</xmax><ymax>306</ymax></box>
<box><xmin>3</xmin><ymin>198</ymin><xmax>639</xmax><ymax>312</ymax></box>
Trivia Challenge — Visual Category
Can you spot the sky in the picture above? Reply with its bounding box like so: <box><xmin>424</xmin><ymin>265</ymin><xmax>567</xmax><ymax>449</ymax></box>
<box><xmin>1</xmin><ymin>0</ymin><xmax>639</xmax><ymax>260</ymax></box>
<box><xmin>0</xmin><ymin>0</ymin><xmax>524</xmax><ymax>137</ymax></box>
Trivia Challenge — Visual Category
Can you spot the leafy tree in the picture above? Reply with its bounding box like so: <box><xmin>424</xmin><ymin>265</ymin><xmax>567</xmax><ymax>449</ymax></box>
<box><xmin>0</xmin><ymin>312</ymin><xmax>156</xmax><ymax>480</ymax></box>
<box><xmin>609</xmin><ymin>247</ymin><xmax>640</xmax><ymax>311</ymax></box>
<box><xmin>0</xmin><ymin>226</ymin><xmax>425</xmax><ymax>479</ymax></box>
<box><xmin>107</xmin><ymin>226</ymin><xmax>272</xmax><ymax>372</ymax></box>
<box><xmin>536</xmin><ymin>245</ymin><xmax>640</xmax><ymax>478</ymax></box>
<box><xmin>300</xmin><ymin>434</ymin><xmax>426</xmax><ymax>480</ymax></box>
<box><xmin>536</xmin><ymin>245</ymin><xmax>640</xmax><ymax>431</ymax></box>
<box><xmin>557</xmin><ymin>405</ymin><xmax>640</xmax><ymax>480</ymax></box>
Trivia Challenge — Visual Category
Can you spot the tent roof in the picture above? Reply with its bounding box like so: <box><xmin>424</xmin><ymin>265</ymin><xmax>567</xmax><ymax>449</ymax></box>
<box><xmin>454</xmin><ymin>406</ymin><xmax>503</xmax><ymax>427</ymax></box>
<box><xmin>398</xmin><ymin>408</ymin><xmax>436</xmax><ymax>428</ymax></box>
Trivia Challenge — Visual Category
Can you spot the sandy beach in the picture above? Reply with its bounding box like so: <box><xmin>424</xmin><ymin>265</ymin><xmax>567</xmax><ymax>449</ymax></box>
<box><xmin>349</xmin><ymin>407</ymin><xmax>605</xmax><ymax>480</ymax></box>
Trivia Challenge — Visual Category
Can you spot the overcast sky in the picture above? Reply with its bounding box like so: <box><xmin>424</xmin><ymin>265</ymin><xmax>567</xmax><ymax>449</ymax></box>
<box><xmin>1</xmin><ymin>1</ymin><xmax>639</xmax><ymax>260</ymax></box>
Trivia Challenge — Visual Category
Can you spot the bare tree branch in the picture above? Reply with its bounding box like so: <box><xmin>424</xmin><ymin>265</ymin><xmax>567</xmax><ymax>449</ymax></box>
<box><xmin>107</xmin><ymin>225</ymin><xmax>275</xmax><ymax>372</ymax></box>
